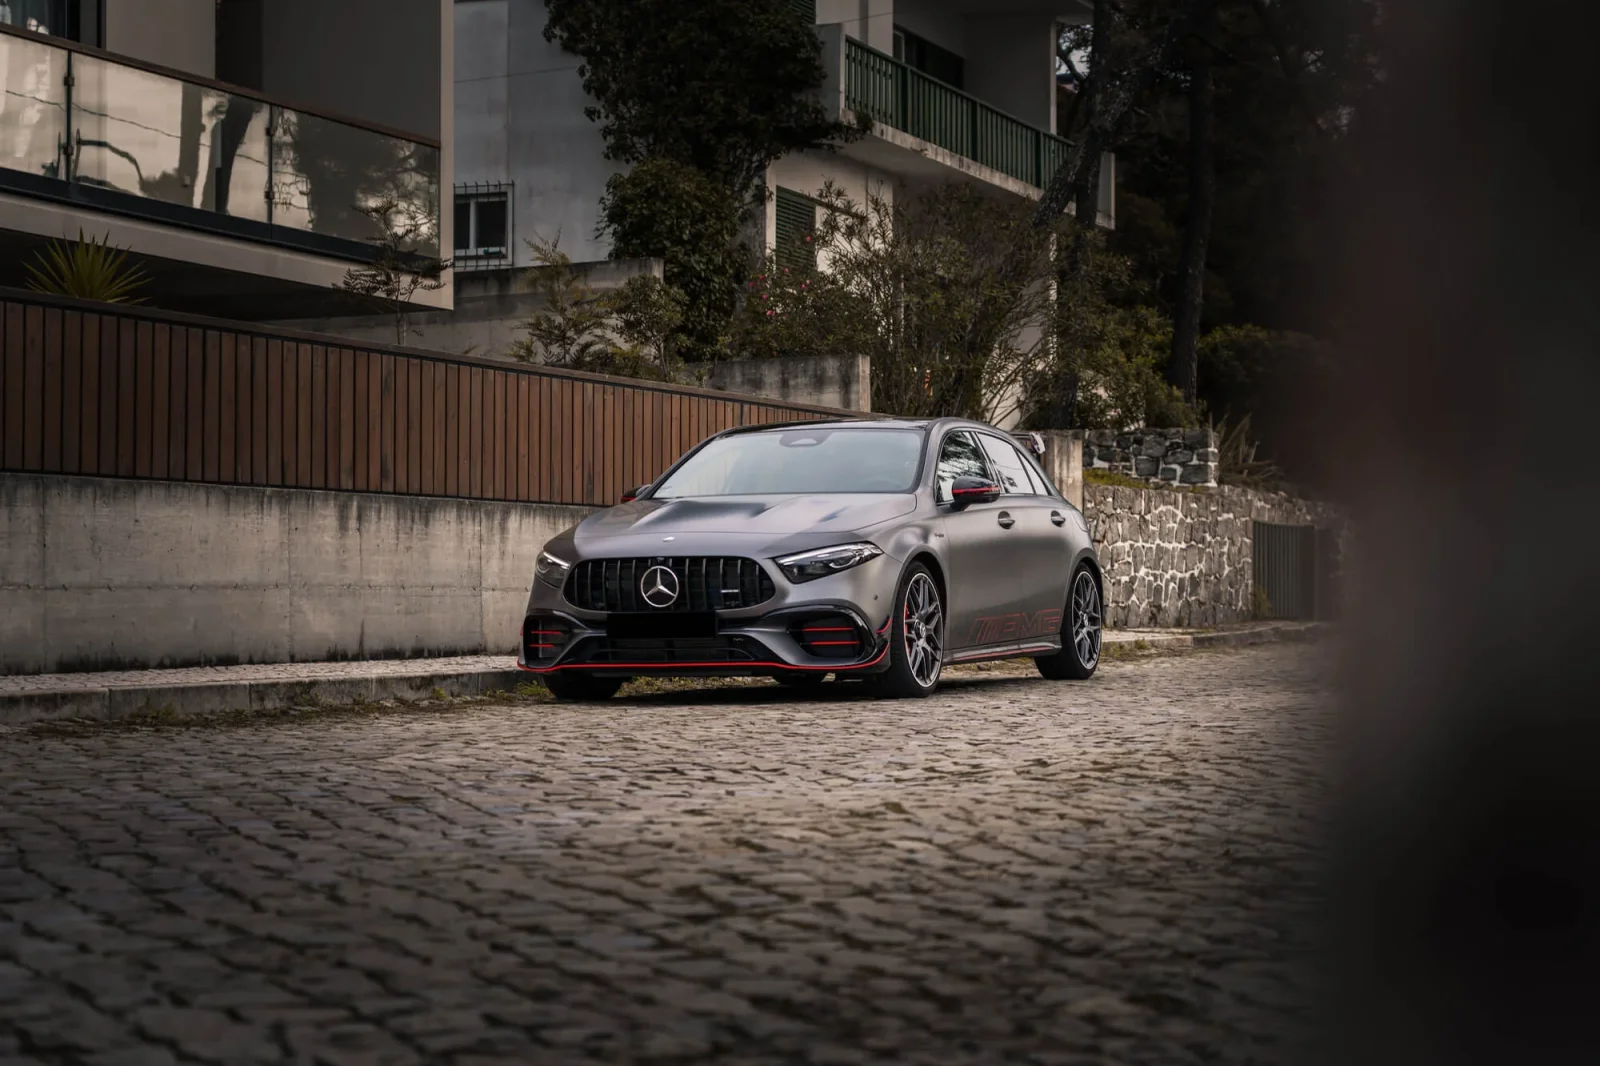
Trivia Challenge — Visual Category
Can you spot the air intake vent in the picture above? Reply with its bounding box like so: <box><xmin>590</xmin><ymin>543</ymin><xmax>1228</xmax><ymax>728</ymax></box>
<box><xmin>792</xmin><ymin>613</ymin><xmax>865</xmax><ymax>659</ymax></box>
<box><xmin>523</xmin><ymin>615</ymin><xmax>571</xmax><ymax>661</ymax></box>
<box><xmin>565</xmin><ymin>558</ymin><xmax>776</xmax><ymax>613</ymax></box>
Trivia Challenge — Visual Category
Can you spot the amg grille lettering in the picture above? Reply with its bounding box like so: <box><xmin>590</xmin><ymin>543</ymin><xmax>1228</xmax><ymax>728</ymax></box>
<box><xmin>966</xmin><ymin>609</ymin><xmax>1062</xmax><ymax>646</ymax></box>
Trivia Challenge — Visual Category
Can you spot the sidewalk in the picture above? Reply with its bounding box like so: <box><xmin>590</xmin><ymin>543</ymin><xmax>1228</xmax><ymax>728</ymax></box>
<box><xmin>0</xmin><ymin>622</ymin><xmax>1329</xmax><ymax>726</ymax></box>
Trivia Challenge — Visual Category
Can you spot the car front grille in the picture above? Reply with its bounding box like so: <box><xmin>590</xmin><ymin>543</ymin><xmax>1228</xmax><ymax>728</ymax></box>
<box><xmin>565</xmin><ymin>557</ymin><xmax>776</xmax><ymax>613</ymax></box>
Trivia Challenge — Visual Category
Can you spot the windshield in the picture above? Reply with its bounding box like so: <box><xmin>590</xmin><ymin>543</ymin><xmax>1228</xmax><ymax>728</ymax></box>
<box><xmin>652</xmin><ymin>427</ymin><xmax>925</xmax><ymax>498</ymax></box>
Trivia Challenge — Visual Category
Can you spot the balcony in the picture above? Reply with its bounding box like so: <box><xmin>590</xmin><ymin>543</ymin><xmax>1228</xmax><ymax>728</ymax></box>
<box><xmin>817</xmin><ymin>28</ymin><xmax>1113</xmax><ymax>225</ymax></box>
<box><xmin>0</xmin><ymin>25</ymin><xmax>442</xmax><ymax>265</ymax></box>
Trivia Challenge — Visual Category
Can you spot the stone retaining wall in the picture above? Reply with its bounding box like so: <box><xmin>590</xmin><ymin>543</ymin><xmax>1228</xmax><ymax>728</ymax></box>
<box><xmin>1084</xmin><ymin>428</ymin><xmax>1219</xmax><ymax>488</ymax></box>
<box><xmin>1084</xmin><ymin>481</ymin><xmax>1348</xmax><ymax>628</ymax></box>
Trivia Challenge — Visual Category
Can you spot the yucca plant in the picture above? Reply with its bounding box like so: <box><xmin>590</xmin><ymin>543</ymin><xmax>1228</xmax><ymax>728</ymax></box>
<box><xmin>25</xmin><ymin>230</ymin><xmax>149</xmax><ymax>304</ymax></box>
<box><xmin>1214</xmin><ymin>413</ymin><xmax>1284</xmax><ymax>489</ymax></box>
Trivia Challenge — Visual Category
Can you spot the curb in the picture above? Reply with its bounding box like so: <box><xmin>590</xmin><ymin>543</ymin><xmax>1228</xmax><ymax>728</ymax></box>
<box><xmin>2</xmin><ymin>622</ymin><xmax>1334</xmax><ymax>727</ymax></box>
<box><xmin>1103</xmin><ymin>621</ymin><xmax>1332</xmax><ymax>656</ymax></box>
<box><xmin>1</xmin><ymin>669</ymin><xmax>526</xmax><ymax>727</ymax></box>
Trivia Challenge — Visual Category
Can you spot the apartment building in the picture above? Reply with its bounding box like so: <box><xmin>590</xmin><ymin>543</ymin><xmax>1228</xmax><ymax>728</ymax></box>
<box><xmin>453</xmin><ymin>0</ymin><xmax>1111</xmax><ymax>274</ymax></box>
<box><xmin>0</xmin><ymin>0</ymin><xmax>453</xmax><ymax>320</ymax></box>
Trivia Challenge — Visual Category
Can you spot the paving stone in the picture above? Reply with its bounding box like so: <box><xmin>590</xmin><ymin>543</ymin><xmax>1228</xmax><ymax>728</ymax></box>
<box><xmin>0</xmin><ymin>645</ymin><xmax>1330</xmax><ymax>1064</ymax></box>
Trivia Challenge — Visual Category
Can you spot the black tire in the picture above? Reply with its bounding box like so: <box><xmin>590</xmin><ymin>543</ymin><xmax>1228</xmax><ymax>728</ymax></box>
<box><xmin>1036</xmin><ymin>564</ymin><xmax>1103</xmax><ymax>681</ymax></box>
<box><xmin>864</xmin><ymin>562</ymin><xmax>945</xmax><ymax>699</ymax></box>
<box><xmin>543</xmin><ymin>672</ymin><xmax>626</xmax><ymax>702</ymax></box>
<box><xmin>774</xmin><ymin>673</ymin><xmax>829</xmax><ymax>688</ymax></box>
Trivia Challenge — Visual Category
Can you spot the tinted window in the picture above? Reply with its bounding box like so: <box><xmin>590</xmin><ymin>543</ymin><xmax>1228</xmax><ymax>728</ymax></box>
<box><xmin>476</xmin><ymin>198</ymin><xmax>508</xmax><ymax>249</ymax></box>
<box><xmin>977</xmin><ymin>435</ymin><xmax>1036</xmax><ymax>495</ymax></box>
<box><xmin>935</xmin><ymin>431</ymin><xmax>990</xmax><ymax>503</ymax></box>
<box><xmin>653</xmin><ymin>428</ymin><xmax>924</xmax><ymax>497</ymax></box>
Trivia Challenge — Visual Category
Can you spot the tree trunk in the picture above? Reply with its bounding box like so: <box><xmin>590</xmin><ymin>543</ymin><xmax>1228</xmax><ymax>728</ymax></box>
<box><xmin>1169</xmin><ymin>0</ymin><xmax>1219</xmax><ymax>406</ymax></box>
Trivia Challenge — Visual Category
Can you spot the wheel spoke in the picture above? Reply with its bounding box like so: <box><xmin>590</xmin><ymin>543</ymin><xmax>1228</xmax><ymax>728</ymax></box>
<box><xmin>902</xmin><ymin>572</ymin><xmax>944</xmax><ymax>688</ymax></box>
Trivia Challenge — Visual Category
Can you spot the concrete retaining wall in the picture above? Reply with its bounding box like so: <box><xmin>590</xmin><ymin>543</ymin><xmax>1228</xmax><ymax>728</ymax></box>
<box><xmin>266</xmin><ymin>259</ymin><xmax>664</xmax><ymax>359</ymax></box>
<box><xmin>0</xmin><ymin>473</ymin><xmax>590</xmax><ymax>675</ymax></box>
<box><xmin>706</xmin><ymin>354</ymin><xmax>872</xmax><ymax>413</ymax></box>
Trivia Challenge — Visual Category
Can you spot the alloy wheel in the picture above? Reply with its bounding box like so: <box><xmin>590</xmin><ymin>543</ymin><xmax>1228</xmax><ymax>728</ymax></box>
<box><xmin>903</xmin><ymin>571</ymin><xmax>945</xmax><ymax>689</ymax></box>
<box><xmin>1072</xmin><ymin>568</ymin><xmax>1103</xmax><ymax>670</ymax></box>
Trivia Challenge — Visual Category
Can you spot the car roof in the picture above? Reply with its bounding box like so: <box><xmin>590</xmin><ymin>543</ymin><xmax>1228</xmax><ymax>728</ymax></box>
<box><xmin>718</xmin><ymin>416</ymin><xmax>1001</xmax><ymax>437</ymax></box>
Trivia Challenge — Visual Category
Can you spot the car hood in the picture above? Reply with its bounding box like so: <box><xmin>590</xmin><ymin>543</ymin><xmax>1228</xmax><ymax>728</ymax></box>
<box><xmin>574</xmin><ymin>493</ymin><xmax>918</xmax><ymax>544</ymax></box>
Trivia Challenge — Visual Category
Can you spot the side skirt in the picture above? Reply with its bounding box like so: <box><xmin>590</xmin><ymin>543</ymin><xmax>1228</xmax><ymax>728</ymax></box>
<box><xmin>947</xmin><ymin>640</ymin><xmax>1061</xmax><ymax>666</ymax></box>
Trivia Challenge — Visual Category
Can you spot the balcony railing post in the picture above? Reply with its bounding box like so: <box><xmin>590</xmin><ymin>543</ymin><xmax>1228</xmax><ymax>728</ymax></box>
<box><xmin>264</xmin><ymin>105</ymin><xmax>277</xmax><ymax>228</ymax></box>
<box><xmin>60</xmin><ymin>51</ymin><xmax>74</xmax><ymax>182</ymax></box>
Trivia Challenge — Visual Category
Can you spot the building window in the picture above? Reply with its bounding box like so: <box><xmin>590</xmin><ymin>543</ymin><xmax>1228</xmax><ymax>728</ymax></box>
<box><xmin>774</xmin><ymin>187</ymin><xmax>817</xmax><ymax>273</ymax></box>
<box><xmin>893</xmin><ymin>26</ymin><xmax>964</xmax><ymax>90</ymax></box>
<box><xmin>454</xmin><ymin>183</ymin><xmax>512</xmax><ymax>270</ymax></box>
<box><xmin>0</xmin><ymin>0</ymin><xmax>93</xmax><ymax>42</ymax></box>
<box><xmin>788</xmin><ymin>0</ymin><xmax>813</xmax><ymax>21</ymax></box>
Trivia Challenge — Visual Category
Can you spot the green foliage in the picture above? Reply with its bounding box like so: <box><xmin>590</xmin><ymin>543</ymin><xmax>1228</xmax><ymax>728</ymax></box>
<box><xmin>1251</xmin><ymin>583</ymin><xmax>1273</xmax><ymax>620</ymax></box>
<box><xmin>1198</xmin><ymin>324</ymin><xmax>1335</xmax><ymax>484</ymax></box>
<box><xmin>543</xmin><ymin>0</ymin><xmax>850</xmax><ymax>192</ymax></box>
<box><xmin>25</xmin><ymin>230</ymin><xmax>149</xmax><ymax>304</ymax></box>
<box><xmin>510</xmin><ymin>234</ymin><xmax>687</xmax><ymax>383</ymax></box>
<box><xmin>1214</xmin><ymin>413</ymin><xmax>1284</xmax><ymax>488</ymax></box>
<box><xmin>1085</xmin><ymin>467</ymin><xmax>1155</xmax><ymax>490</ymax></box>
<box><xmin>599</xmin><ymin>158</ymin><xmax>746</xmax><ymax>359</ymax></box>
<box><xmin>726</xmin><ymin>181</ymin><xmax>1063</xmax><ymax>423</ymax></box>
<box><xmin>1022</xmin><ymin>231</ymin><xmax>1197</xmax><ymax>433</ymax></box>
<box><xmin>726</xmin><ymin>253</ymin><xmax>869</xmax><ymax>362</ymax></box>
<box><xmin>544</xmin><ymin>0</ymin><xmax>861</xmax><ymax>358</ymax></box>
<box><xmin>339</xmin><ymin>197</ymin><xmax>450</xmax><ymax>345</ymax></box>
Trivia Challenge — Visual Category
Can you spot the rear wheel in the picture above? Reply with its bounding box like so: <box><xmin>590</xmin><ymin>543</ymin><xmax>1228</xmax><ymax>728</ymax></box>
<box><xmin>865</xmin><ymin>563</ymin><xmax>944</xmax><ymax>699</ymax></box>
<box><xmin>1036</xmin><ymin>565</ymin><xmax>1102</xmax><ymax>680</ymax></box>
<box><xmin>543</xmin><ymin>672</ymin><xmax>626</xmax><ymax>702</ymax></box>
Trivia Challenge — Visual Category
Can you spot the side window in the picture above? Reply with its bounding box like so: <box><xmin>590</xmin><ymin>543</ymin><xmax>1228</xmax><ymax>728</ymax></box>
<box><xmin>935</xmin><ymin>431</ymin><xmax>990</xmax><ymax>503</ymax></box>
<box><xmin>1020</xmin><ymin>450</ymin><xmax>1057</xmax><ymax>497</ymax></box>
<box><xmin>977</xmin><ymin>434</ymin><xmax>1036</xmax><ymax>496</ymax></box>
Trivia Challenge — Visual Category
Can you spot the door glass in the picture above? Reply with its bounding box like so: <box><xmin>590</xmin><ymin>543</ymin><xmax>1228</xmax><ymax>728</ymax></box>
<box><xmin>935</xmin><ymin>431</ymin><xmax>989</xmax><ymax>503</ymax></box>
<box><xmin>977</xmin><ymin>435</ymin><xmax>1036</xmax><ymax>496</ymax></box>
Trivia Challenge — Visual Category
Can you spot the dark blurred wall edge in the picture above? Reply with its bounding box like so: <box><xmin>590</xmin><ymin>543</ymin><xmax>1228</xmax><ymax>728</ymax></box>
<box><xmin>1320</xmin><ymin>1</ymin><xmax>1600</xmax><ymax>1063</ymax></box>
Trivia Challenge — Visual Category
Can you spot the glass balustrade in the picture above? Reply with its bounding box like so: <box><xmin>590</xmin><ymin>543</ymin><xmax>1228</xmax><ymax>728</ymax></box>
<box><xmin>0</xmin><ymin>29</ymin><xmax>440</xmax><ymax>256</ymax></box>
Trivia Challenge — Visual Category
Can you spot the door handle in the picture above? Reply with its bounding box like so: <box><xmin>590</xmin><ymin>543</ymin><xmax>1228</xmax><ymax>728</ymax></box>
<box><xmin>997</xmin><ymin>511</ymin><xmax>1015</xmax><ymax>529</ymax></box>
<box><xmin>1051</xmin><ymin>511</ymin><xmax>1067</xmax><ymax>526</ymax></box>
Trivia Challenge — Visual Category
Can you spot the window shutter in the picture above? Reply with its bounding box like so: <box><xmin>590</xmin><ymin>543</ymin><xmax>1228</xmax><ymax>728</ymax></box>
<box><xmin>789</xmin><ymin>0</ymin><xmax>814</xmax><ymax>21</ymax></box>
<box><xmin>774</xmin><ymin>187</ymin><xmax>817</xmax><ymax>273</ymax></box>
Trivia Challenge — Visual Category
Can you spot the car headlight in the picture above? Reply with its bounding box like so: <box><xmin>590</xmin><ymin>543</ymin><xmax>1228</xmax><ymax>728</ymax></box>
<box><xmin>535</xmin><ymin>549</ymin><xmax>572</xmax><ymax>586</ymax></box>
<box><xmin>774</xmin><ymin>543</ymin><xmax>883</xmax><ymax>584</ymax></box>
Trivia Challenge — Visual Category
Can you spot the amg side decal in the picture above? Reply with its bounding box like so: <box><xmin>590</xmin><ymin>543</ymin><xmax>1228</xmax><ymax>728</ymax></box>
<box><xmin>966</xmin><ymin>609</ymin><xmax>1062</xmax><ymax>646</ymax></box>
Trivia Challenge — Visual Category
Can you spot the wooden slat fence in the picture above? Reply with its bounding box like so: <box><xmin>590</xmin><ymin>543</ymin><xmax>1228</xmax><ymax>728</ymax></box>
<box><xmin>0</xmin><ymin>293</ymin><xmax>846</xmax><ymax>507</ymax></box>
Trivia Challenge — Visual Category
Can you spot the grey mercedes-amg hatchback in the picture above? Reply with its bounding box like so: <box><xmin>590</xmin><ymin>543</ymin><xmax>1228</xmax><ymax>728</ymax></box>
<box><xmin>518</xmin><ymin>417</ymin><xmax>1103</xmax><ymax>700</ymax></box>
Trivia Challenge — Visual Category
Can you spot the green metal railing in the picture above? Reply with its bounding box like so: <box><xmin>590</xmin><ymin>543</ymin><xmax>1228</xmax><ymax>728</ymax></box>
<box><xmin>844</xmin><ymin>37</ymin><xmax>1071</xmax><ymax>190</ymax></box>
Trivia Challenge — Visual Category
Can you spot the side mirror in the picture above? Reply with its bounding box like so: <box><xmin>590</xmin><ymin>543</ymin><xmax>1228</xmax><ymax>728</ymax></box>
<box><xmin>620</xmin><ymin>485</ymin><xmax>651</xmax><ymax>503</ymax></box>
<box><xmin>950</xmin><ymin>475</ymin><xmax>1001</xmax><ymax>507</ymax></box>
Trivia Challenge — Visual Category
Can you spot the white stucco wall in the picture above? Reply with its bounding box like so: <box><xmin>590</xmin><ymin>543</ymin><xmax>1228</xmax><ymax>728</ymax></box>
<box><xmin>891</xmin><ymin>2</ymin><xmax>967</xmax><ymax>57</ymax></box>
<box><xmin>817</xmin><ymin>0</ymin><xmax>895</xmax><ymax>52</ymax></box>
<box><xmin>964</xmin><ymin>14</ymin><xmax>1058</xmax><ymax>131</ymax></box>
<box><xmin>454</xmin><ymin>0</ymin><xmax>511</xmax><ymax>185</ymax></box>
<box><xmin>103</xmin><ymin>0</ymin><xmax>215</xmax><ymax>78</ymax></box>
<box><xmin>500</xmin><ymin>0</ymin><xmax>619</xmax><ymax>265</ymax></box>
<box><xmin>261</xmin><ymin>0</ymin><xmax>444</xmax><ymax>141</ymax></box>
<box><xmin>765</xmin><ymin>151</ymin><xmax>898</xmax><ymax>260</ymax></box>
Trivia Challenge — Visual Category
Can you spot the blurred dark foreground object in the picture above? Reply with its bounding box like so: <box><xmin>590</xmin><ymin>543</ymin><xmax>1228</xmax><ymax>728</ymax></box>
<box><xmin>1323</xmin><ymin>0</ymin><xmax>1600</xmax><ymax>1063</ymax></box>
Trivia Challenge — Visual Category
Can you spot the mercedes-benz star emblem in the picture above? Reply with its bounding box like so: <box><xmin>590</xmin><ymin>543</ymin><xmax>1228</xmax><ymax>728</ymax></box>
<box><xmin>640</xmin><ymin>565</ymin><xmax>680</xmax><ymax>609</ymax></box>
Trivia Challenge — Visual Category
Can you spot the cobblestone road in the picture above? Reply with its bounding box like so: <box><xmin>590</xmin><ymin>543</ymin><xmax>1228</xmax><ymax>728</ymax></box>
<box><xmin>0</xmin><ymin>645</ymin><xmax>1332</xmax><ymax>1066</ymax></box>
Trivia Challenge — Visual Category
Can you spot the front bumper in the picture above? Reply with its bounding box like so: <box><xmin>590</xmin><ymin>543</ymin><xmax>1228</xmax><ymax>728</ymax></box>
<box><xmin>516</xmin><ymin>604</ymin><xmax>894</xmax><ymax>678</ymax></box>
<box><xmin>519</xmin><ymin>549</ymin><xmax>904</xmax><ymax>678</ymax></box>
